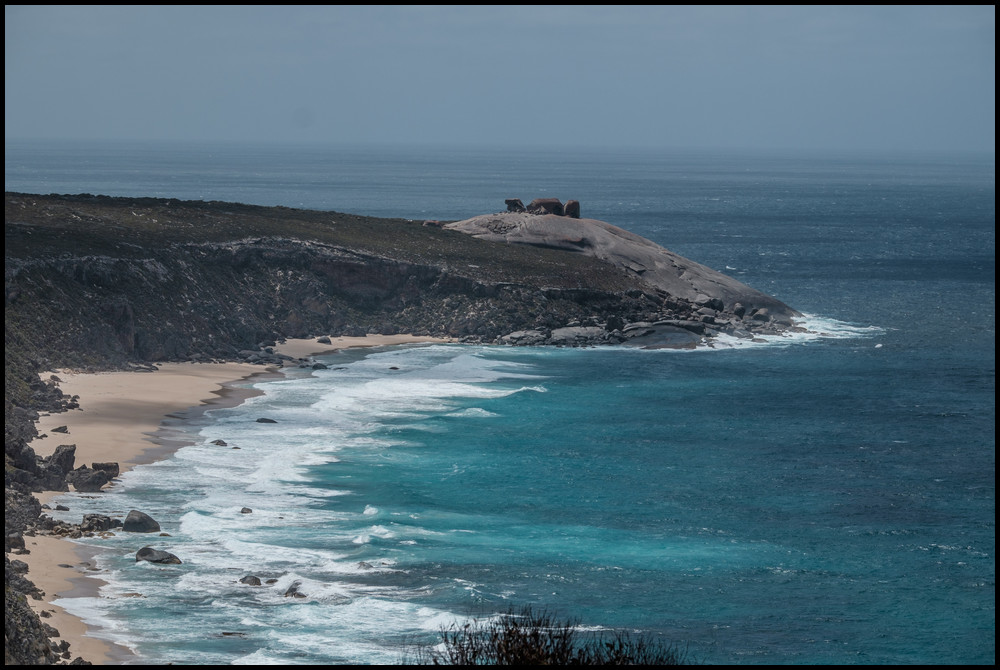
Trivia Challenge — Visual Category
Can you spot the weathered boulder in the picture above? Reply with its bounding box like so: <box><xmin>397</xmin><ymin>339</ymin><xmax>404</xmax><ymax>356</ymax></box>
<box><xmin>564</xmin><ymin>200</ymin><xmax>581</xmax><ymax>218</ymax></box>
<box><xmin>66</xmin><ymin>467</ymin><xmax>112</xmax><ymax>492</ymax></box>
<box><xmin>210</xmin><ymin>439</ymin><xmax>228</xmax><ymax>446</ymax></box>
<box><xmin>240</xmin><ymin>507</ymin><xmax>253</xmax><ymax>514</ymax></box>
<box><xmin>239</xmin><ymin>575</ymin><xmax>262</xmax><ymax>586</ymax></box>
<box><xmin>527</xmin><ymin>198</ymin><xmax>564</xmax><ymax>216</ymax></box>
<box><xmin>44</xmin><ymin>444</ymin><xmax>77</xmax><ymax>477</ymax></box>
<box><xmin>91</xmin><ymin>462</ymin><xmax>120</xmax><ymax>478</ymax></box>
<box><xmin>122</xmin><ymin>510</ymin><xmax>161</xmax><ymax>533</ymax></box>
<box><xmin>505</xmin><ymin>198</ymin><xmax>526</xmax><ymax>213</ymax></box>
<box><xmin>135</xmin><ymin>547</ymin><xmax>181</xmax><ymax>564</ymax></box>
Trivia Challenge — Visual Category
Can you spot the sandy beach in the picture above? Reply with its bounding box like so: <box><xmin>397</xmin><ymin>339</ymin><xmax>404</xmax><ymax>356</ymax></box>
<box><xmin>14</xmin><ymin>335</ymin><xmax>452</xmax><ymax>664</ymax></box>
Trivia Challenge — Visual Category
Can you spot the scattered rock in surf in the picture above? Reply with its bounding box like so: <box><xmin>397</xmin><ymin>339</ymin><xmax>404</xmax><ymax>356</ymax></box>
<box><xmin>239</xmin><ymin>575</ymin><xmax>262</xmax><ymax>586</ymax></box>
<box><xmin>284</xmin><ymin>580</ymin><xmax>307</xmax><ymax>598</ymax></box>
<box><xmin>240</xmin><ymin>507</ymin><xmax>252</xmax><ymax>514</ymax></box>
<box><xmin>135</xmin><ymin>547</ymin><xmax>181</xmax><ymax>564</ymax></box>
<box><xmin>210</xmin><ymin>439</ymin><xmax>228</xmax><ymax>446</ymax></box>
<box><xmin>256</xmin><ymin>417</ymin><xmax>278</xmax><ymax>423</ymax></box>
<box><xmin>55</xmin><ymin>504</ymin><xmax>69</xmax><ymax>511</ymax></box>
<box><xmin>81</xmin><ymin>514</ymin><xmax>119</xmax><ymax>532</ymax></box>
<box><xmin>122</xmin><ymin>510</ymin><xmax>161</xmax><ymax>533</ymax></box>
<box><xmin>311</xmin><ymin>362</ymin><xmax>328</xmax><ymax>370</ymax></box>
<box><xmin>265</xmin><ymin>578</ymin><xmax>278</xmax><ymax>585</ymax></box>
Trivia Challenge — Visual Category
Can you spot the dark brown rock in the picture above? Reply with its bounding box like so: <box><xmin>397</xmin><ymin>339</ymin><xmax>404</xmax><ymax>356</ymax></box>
<box><xmin>135</xmin><ymin>547</ymin><xmax>181</xmax><ymax>564</ymax></box>
<box><xmin>122</xmin><ymin>510</ymin><xmax>160</xmax><ymax>533</ymax></box>
<box><xmin>564</xmin><ymin>200</ymin><xmax>580</xmax><ymax>218</ymax></box>
<box><xmin>505</xmin><ymin>198</ymin><xmax>525</xmax><ymax>213</ymax></box>
<box><xmin>91</xmin><ymin>462</ymin><xmax>120</xmax><ymax>478</ymax></box>
<box><xmin>527</xmin><ymin>198</ymin><xmax>564</xmax><ymax>216</ymax></box>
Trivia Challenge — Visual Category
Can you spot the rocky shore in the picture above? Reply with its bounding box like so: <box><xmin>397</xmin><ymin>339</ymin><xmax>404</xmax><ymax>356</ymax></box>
<box><xmin>5</xmin><ymin>192</ymin><xmax>802</xmax><ymax>663</ymax></box>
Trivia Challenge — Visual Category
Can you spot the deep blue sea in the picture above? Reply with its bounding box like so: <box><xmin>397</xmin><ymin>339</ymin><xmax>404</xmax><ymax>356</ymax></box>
<box><xmin>5</xmin><ymin>140</ymin><xmax>995</xmax><ymax>664</ymax></box>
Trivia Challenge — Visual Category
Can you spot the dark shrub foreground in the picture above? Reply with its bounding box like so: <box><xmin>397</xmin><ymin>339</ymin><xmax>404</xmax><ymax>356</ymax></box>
<box><xmin>412</xmin><ymin>606</ymin><xmax>690</xmax><ymax>665</ymax></box>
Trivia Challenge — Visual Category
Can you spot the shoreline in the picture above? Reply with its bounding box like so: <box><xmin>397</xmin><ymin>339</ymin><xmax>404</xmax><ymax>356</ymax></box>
<box><xmin>14</xmin><ymin>334</ymin><xmax>452</xmax><ymax>665</ymax></box>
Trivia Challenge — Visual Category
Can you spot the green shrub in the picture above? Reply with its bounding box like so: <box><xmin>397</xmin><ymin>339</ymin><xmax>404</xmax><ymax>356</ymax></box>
<box><xmin>415</xmin><ymin>605</ymin><xmax>690</xmax><ymax>665</ymax></box>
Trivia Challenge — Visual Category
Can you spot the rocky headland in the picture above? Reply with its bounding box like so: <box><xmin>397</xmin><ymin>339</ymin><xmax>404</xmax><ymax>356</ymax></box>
<box><xmin>4</xmin><ymin>191</ymin><xmax>801</xmax><ymax>663</ymax></box>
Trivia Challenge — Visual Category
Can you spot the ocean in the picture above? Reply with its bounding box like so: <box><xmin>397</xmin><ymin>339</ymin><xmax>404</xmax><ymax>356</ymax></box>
<box><xmin>5</xmin><ymin>140</ymin><xmax>995</xmax><ymax>664</ymax></box>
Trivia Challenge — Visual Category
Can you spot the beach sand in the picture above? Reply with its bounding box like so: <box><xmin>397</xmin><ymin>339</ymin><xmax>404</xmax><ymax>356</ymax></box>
<box><xmin>15</xmin><ymin>335</ymin><xmax>452</xmax><ymax>664</ymax></box>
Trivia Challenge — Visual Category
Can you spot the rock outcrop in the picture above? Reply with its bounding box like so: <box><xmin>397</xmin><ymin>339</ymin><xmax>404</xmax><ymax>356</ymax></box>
<box><xmin>445</xmin><ymin>211</ymin><xmax>799</xmax><ymax>335</ymax></box>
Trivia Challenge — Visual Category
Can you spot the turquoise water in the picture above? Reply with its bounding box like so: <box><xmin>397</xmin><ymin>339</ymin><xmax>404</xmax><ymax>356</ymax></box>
<box><xmin>6</xmin><ymin>141</ymin><xmax>994</xmax><ymax>664</ymax></box>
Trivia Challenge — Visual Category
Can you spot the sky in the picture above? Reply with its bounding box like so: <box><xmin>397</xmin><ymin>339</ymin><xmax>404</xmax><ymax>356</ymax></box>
<box><xmin>4</xmin><ymin>5</ymin><xmax>995</xmax><ymax>153</ymax></box>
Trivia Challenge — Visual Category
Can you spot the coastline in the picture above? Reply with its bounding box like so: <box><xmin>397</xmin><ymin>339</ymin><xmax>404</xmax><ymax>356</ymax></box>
<box><xmin>16</xmin><ymin>335</ymin><xmax>452</xmax><ymax>665</ymax></box>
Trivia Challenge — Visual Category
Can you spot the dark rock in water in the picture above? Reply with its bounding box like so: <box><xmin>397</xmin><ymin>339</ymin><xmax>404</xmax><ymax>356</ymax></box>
<box><xmin>316</xmin><ymin>336</ymin><xmax>332</xmax><ymax>344</ymax></box>
<box><xmin>621</xmin><ymin>323</ymin><xmax>703</xmax><ymax>349</ymax></box>
<box><xmin>505</xmin><ymin>198</ymin><xmax>526</xmax><ymax>213</ymax></box>
<box><xmin>564</xmin><ymin>200</ymin><xmax>581</xmax><ymax>218</ymax></box>
<box><xmin>284</xmin><ymin>580</ymin><xmax>306</xmax><ymax>598</ymax></box>
<box><xmin>265</xmin><ymin>578</ymin><xmax>279</xmax><ymax>585</ymax></box>
<box><xmin>91</xmin><ymin>462</ymin><xmax>120</xmax><ymax>478</ymax></box>
<box><xmin>527</xmin><ymin>198</ymin><xmax>564</xmax><ymax>216</ymax></box>
<box><xmin>239</xmin><ymin>575</ymin><xmax>262</xmax><ymax>586</ymax></box>
<box><xmin>255</xmin><ymin>418</ymin><xmax>277</xmax><ymax>424</ymax></box>
<box><xmin>135</xmin><ymin>547</ymin><xmax>181</xmax><ymax>564</ymax></box>
<box><xmin>51</xmin><ymin>425</ymin><xmax>69</xmax><ymax>434</ymax></box>
<box><xmin>311</xmin><ymin>362</ymin><xmax>328</xmax><ymax>370</ymax></box>
<box><xmin>240</xmin><ymin>507</ymin><xmax>252</xmax><ymax>514</ymax></box>
<box><xmin>122</xmin><ymin>510</ymin><xmax>161</xmax><ymax>533</ymax></box>
<box><xmin>210</xmin><ymin>439</ymin><xmax>228</xmax><ymax>446</ymax></box>
<box><xmin>54</xmin><ymin>504</ymin><xmax>70</xmax><ymax>512</ymax></box>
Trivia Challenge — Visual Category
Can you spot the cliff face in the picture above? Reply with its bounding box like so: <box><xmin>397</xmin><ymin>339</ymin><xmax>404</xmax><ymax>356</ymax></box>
<box><xmin>4</xmin><ymin>191</ymin><xmax>802</xmax><ymax>663</ymax></box>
